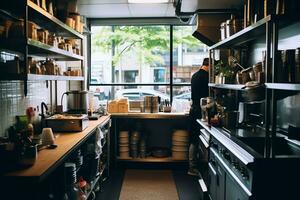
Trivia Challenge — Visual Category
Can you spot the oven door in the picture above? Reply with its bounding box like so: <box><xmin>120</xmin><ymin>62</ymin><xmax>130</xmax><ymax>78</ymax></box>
<box><xmin>198</xmin><ymin>129</ymin><xmax>210</xmax><ymax>181</ymax></box>
<box><xmin>208</xmin><ymin>161</ymin><xmax>217</xmax><ymax>200</ymax></box>
<box><xmin>226</xmin><ymin>174</ymin><xmax>250</xmax><ymax>200</ymax></box>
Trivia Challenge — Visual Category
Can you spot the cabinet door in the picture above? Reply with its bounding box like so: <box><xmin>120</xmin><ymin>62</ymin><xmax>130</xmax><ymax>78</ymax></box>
<box><xmin>225</xmin><ymin>174</ymin><xmax>249</xmax><ymax>200</ymax></box>
<box><xmin>208</xmin><ymin>163</ymin><xmax>217</xmax><ymax>200</ymax></box>
<box><xmin>216</xmin><ymin>164</ymin><xmax>226</xmax><ymax>200</ymax></box>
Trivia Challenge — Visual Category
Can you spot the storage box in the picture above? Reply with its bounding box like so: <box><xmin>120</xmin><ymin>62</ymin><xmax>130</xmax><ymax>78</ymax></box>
<box><xmin>118</xmin><ymin>103</ymin><xmax>129</xmax><ymax>113</ymax></box>
<box><xmin>46</xmin><ymin>114</ymin><xmax>88</xmax><ymax>132</ymax></box>
<box><xmin>107</xmin><ymin>100</ymin><xmax>118</xmax><ymax>113</ymax></box>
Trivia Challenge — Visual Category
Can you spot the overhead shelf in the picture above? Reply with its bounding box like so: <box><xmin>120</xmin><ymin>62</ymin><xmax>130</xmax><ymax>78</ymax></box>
<box><xmin>27</xmin><ymin>39</ymin><xmax>84</xmax><ymax>61</ymax></box>
<box><xmin>209</xmin><ymin>15</ymin><xmax>273</xmax><ymax>50</ymax></box>
<box><xmin>265</xmin><ymin>83</ymin><xmax>300</xmax><ymax>91</ymax></box>
<box><xmin>209</xmin><ymin>83</ymin><xmax>244</xmax><ymax>90</ymax></box>
<box><xmin>0</xmin><ymin>39</ymin><xmax>84</xmax><ymax>61</ymax></box>
<box><xmin>27</xmin><ymin>0</ymin><xmax>83</xmax><ymax>39</ymax></box>
<box><xmin>0</xmin><ymin>74</ymin><xmax>84</xmax><ymax>81</ymax></box>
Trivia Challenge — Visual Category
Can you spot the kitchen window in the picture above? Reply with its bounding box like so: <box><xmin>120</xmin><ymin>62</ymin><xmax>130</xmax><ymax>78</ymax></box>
<box><xmin>89</xmin><ymin>25</ymin><xmax>208</xmax><ymax>103</ymax></box>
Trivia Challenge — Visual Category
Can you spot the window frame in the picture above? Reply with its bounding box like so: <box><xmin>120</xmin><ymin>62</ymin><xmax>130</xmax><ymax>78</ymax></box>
<box><xmin>88</xmin><ymin>23</ymin><xmax>202</xmax><ymax>102</ymax></box>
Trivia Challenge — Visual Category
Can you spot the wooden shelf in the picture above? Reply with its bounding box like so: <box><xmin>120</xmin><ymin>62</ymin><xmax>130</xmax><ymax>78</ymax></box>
<box><xmin>0</xmin><ymin>39</ymin><xmax>84</xmax><ymax>61</ymax></box>
<box><xmin>27</xmin><ymin>0</ymin><xmax>83</xmax><ymax>39</ymax></box>
<box><xmin>117</xmin><ymin>156</ymin><xmax>187</xmax><ymax>163</ymax></box>
<box><xmin>209</xmin><ymin>83</ymin><xmax>244</xmax><ymax>90</ymax></box>
<box><xmin>0</xmin><ymin>74</ymin><xmax>84</xmax><ymax>81</ymax></box>
<box><xmin>28</xmin><ymin>39</ymin><xmax>84</xmax><ymax>61</ymax></box>
<box><xmin>265</xmin><ymin>83</ymin><xmax>300</xmax><ymax>91</ymax></box>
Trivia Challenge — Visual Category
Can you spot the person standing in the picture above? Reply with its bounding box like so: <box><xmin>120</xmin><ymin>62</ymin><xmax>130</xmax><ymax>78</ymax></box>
<box><xmin>188</xmin><ymin>58</ymin><xmax>209</xmax><ymax>176</ymax></box>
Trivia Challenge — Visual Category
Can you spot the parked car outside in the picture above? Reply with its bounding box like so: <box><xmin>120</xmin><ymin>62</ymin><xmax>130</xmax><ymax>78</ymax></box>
<box><xmin>173</xmin><ymin>92</ymin><xmax>191</xmax><ymax>100</ymax></box>
<box><xmin>115</xmin><ymin>88</ymin><xmax>170</xmax><ymax>101</ymax></box>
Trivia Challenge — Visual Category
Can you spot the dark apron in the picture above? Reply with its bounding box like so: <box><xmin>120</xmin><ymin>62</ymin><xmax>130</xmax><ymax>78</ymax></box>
<box><xmin>188</xmin><ymin>105</ymin><xmax>201</xmax><ymax>145</ymax></box>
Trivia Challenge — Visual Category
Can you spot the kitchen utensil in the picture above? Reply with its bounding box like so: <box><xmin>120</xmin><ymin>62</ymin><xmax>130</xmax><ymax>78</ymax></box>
<box><xmin>48</xmin><ymin>1</ymin><xmax>53</xmax><ymax>15</ymax></box>
<box><xmin>41</xmin><ymin>0</ymin><xmax>47</xmax><ymax>11</ymax></box>
<box><xmin>41</xmin><ymin>128</ymin><xmax>55</xmax><ymax>146</ymax></box>
<box><xmin>61</xmin><ymin>91</ymin><xmax>89</xmax><ymax>114</ymax></box>
<box><xmin>144</xmin><ymin>96</ymin><xmax>159</xmax><ymax>113</ymax></box>
<box><xmin>225</xmin><ymin>16</ymin><xmax>242</xmax><ymax>38</ymax></box>
<box><xmin>252</xmin><ymin>62</ymin><xmax>263</xmax><ymax>81</ymax></box>
<box><xmin>200</xmin><ymin>97</ymin><xmax>215</xmax><ymax>122</ymax></box>
<box><xmin>172</xmin><ymin>146</ymin><xmax>188</xmax><ymax>152</ymax></box>
<box><xmin>220</xmin><ymin>22</ymin><xmax>226</xmax><ymax>40</ymax></box>
<box><xmin>236</xmin><ymin>67</ymin><xmax>253</xmax><ymax>84</ymax></box>
<box><xmin>240</xmin><ymin>81</ymin><xmax>265</xmax><ymax>102</ymax></box>
<box><xmin>46</xmin><ymin>114</ymin><xmax>88</xmax><ymax>132</ymax></box>
<box><xmin>173</xmin><ymin>130</ymin><xmax>189</xmax><ymax>137</ymax></box>
<box><xmin>151</xmin><ymin>147</ymin><xmax>170</xmax><ymax>158</ymax></box>
<box><xmin>18</xmin><ymin>145</ymin><xmax>38</xmax><ymax>166</ymax></box>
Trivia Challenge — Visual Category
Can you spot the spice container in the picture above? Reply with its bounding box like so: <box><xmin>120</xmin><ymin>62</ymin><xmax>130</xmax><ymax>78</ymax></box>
<box><xmin>220</xmin><ymin>22</ymin><xmax>226</xmax><ymax>40</ymax></box>
<box><xmin>225</xmin><ymin>16</ymin><xmax>242</xmax><ymax>38</ymax></box>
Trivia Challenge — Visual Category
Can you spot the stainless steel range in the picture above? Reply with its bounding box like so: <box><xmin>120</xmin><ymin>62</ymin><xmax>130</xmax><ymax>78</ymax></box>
<box><xmin>199</xmin><ymin>120</ymin><xmax>300</xmax><ymax>200</ymax></box>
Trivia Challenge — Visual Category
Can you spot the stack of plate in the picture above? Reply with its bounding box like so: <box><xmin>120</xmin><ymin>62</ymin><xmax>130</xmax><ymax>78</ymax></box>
<box><xmin>130</xmin><ymin>131</ymin><xmax>140</xmax><ymax>158</ymax></box>
<box><xmin>119</xmin><ymin>131</ymin><xmax>129</xmax><ymax>158</ymax></box>
<box><xmin>172</xmin><ymin>130</ymin><xmax>189</xmax><ymax>160</ymax></box>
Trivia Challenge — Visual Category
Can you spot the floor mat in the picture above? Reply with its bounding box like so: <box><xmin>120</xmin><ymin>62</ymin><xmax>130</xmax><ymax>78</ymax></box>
<box><xmin>119</xmin><ymin>169</ymin><xmax>179</xmax><ymax>200</ymax></box>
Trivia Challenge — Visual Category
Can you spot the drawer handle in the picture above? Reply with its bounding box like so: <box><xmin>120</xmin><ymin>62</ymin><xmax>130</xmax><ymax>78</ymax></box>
<box><xmin>198</xmin><ymin>179</ymin><xmax>208</xmax><ymax>192</ymax></box>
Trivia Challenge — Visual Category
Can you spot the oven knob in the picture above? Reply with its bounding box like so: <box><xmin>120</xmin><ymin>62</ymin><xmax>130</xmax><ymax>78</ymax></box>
<box><xmin>211</xmin><ymin>142</ymin><xmax>218</xmax><ymax>150</ymax></box>
<box><xmin>222</xmin><ymin>151</ymin><xmax>231</xmax><ymax>161</ymax></box>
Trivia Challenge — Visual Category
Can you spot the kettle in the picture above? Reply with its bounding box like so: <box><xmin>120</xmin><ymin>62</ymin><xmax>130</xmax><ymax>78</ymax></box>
<box><xmin>61</xmin><ymin>91</ymin><xmax>89</xmax><ymax>114</ymax></box>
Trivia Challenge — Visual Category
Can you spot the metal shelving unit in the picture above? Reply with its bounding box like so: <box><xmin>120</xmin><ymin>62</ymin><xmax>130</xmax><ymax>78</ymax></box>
<box><xmin>265</xmin><ymin>83</ymin><xmax>300</xmax><ymax>91</ymax></box>
<box><xmin>209</xmin><ymin>15</ymin><xmax>273</xmax><ymax>49</ymax></box>
<box><xmin>208</xmin><ymin>13</ymin><xmax>300</xmax><ymax>159</ymax></box>
<box><xmin>0</xmin><ymin>1</ymin><xmax>85</xmax><ymax>95</ymax></box>
<box><xmin>208</xmin><ymin>83</ymin><xmax>244</xmax><ymax>90</ymax></box>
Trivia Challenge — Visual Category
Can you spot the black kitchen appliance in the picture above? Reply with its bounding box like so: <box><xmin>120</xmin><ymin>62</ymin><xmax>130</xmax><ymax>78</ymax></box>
<box><xmin>207</xmin><ymin>125</ymin><xmax>300</xmax><ymax>200</ymax></box>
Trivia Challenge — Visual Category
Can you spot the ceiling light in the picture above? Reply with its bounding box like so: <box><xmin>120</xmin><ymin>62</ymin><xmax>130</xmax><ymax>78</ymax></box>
<box><xmin>128</xmin><ymin>0</ymin><xmax>170</xmax><ymax>3</ymax></box>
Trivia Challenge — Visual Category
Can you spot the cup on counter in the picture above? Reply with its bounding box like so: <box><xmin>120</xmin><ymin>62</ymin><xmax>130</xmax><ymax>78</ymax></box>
<box><xmin>41</xmin><ymin>128</ymin><xmax>55</xmax><ymax>146</ymax></box>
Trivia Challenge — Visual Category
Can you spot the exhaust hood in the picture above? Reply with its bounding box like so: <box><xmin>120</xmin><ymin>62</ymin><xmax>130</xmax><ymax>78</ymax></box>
<box><xmin>192</xmin><ymin>14</ymin><xmax>230</xmax><ymax>46</ymax></box>
<box><xmin>174</xmin><ymin>0</ymin><xmax>243</xmax><ymax>46</ymax></box>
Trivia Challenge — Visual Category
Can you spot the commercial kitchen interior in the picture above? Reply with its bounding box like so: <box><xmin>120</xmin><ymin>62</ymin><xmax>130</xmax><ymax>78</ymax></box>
<box><xmin>1</xmin><ymin>0</ymin><xmax>300</xmax><ymax>199</ymax></box>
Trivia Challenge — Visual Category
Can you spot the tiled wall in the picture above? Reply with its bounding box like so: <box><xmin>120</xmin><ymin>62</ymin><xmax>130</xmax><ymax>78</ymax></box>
<box><xmin>0</xmin><ymin>81</ymin><xmax>49</xmax><ymax>137</ymax></box>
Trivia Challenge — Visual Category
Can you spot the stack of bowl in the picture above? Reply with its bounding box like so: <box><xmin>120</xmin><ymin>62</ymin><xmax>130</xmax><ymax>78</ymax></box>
<box><xmin>172</xmin><ymin>130</ymin><xmax>189</xmax><ymax>160</ymax></box>
<box><xmin>119</xmin><ymin>131</ymin><xmax>129</xmax><ymax>158</ymax></box>
<box><xmin>130</xmin><ymin>131</ymin><xmax>140</xmax><ymax>158</ymax></box>
<box><xmin>139</xmin><ymin>138</ymin><xmax>146</xmax><ymax>158</ymax></box>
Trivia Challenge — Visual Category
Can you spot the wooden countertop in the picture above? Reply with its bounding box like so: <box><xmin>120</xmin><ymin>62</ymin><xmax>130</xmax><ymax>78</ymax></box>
<box><xmin>5</xmin><ymin>115</ymin><xmax>110</xmax><ymax>181</ymax></box>
<box><xmin>110</xmin><ymin>112</ymin><xmax>189</xmax><ymax>119</ymax></box>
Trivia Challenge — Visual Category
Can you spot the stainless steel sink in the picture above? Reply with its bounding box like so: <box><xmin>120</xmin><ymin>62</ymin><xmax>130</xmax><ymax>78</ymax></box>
<box><xmin>237</xmin><ymin>137</ymin><xmax>300</xmax><ymax>157</ymax></box>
